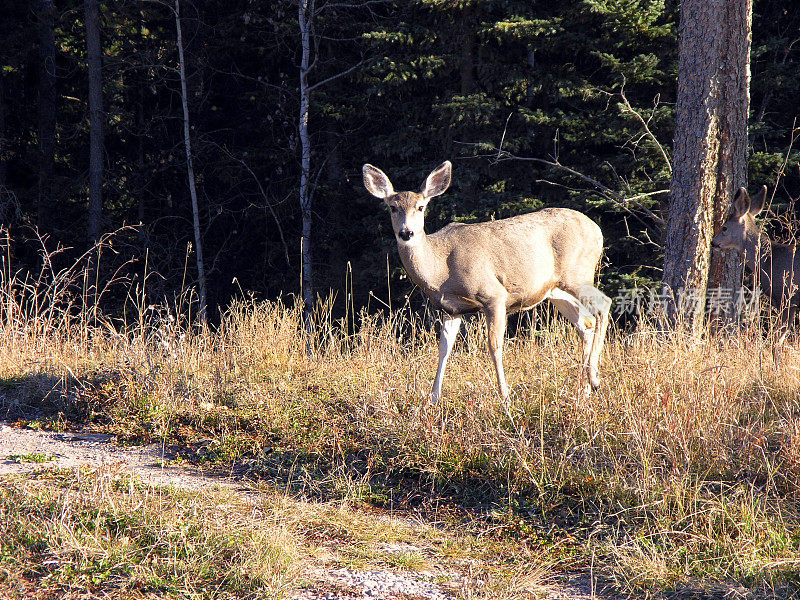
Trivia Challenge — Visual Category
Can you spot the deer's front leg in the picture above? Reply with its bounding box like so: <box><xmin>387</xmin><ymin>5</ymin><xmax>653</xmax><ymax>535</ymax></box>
<box><xmin>485</xmin><ymin>302</ymin><xmax>510</xmax><ymax>401</ymax></box>
<box><xmin>548</xmin><ymin>288</ymin><xmax>598</xmax><ymax>396</ymax></box>
<box><xmin>431</xmin><ymin>316</ymin><xmax>462</xmax><ymax>402</ymax></box>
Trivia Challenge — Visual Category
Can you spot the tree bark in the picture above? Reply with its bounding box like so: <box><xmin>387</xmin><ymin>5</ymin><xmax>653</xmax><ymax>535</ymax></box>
<box><xmin>85</xmin><ymin>0</ymin><xmax>103</xmax><ymax>244</ymax></box>
<box><xmin>662</xmin><ymin>0</ymin><xmax>752</xmax><ymax>334</ymax></box>
<box><xmin>37</xmin><ymin>0</ymin><xmax>56</xmax><ymax>230</ymax></box>
<box><xmin>707</xmin><ymin>0</ymin><xmax>753</xmax><ymax>328</ymax></box>
<box><xmin>175</xmin><ymin>0</ymin><xmax>207</xmax><ymax>322</ymax></box>
<box><xmin>299</xmin><ymin>0</ymin><xmax>314</xmax><ymax>329</ymax></box>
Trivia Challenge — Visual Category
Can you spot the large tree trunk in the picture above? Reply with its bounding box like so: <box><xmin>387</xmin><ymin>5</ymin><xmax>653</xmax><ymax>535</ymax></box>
<box><xmin>85</xmin><ymin>0</ymin><xmax>103</xmax><ymax>244</ymax></box>
<box><xmin>298</xmin><ymin>0</ymin><xmax>314</xmax><ymax>330</ymax></box>
<box><xmin>661</xmin><ymin>0</ymin><xmax>752</xmax><ymax>334</ymax></box>
<box><xmin>175</xmin><ymin>0</ymin><xmax>207</xmax><ymax>322</ymax></box>
<box><xmin>706</xmin><ymin>0</ymin><xmax>753</xmax><ymax>328</ymax></box>
<box><xmin>37</xmin><ymin>0</ymin><xmax>56</xmax><ymax>230</ymax></box>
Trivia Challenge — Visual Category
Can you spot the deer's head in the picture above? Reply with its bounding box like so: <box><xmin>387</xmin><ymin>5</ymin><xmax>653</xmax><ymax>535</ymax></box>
<box><xmin>363</xmin><ymin>161</ymin><xmax>452</xmax><ymax>246</ymax></box>
<box><xmin>711</xmin><ymin>186</ymin><xmax>767</xmax><ymax>253</ymax></box>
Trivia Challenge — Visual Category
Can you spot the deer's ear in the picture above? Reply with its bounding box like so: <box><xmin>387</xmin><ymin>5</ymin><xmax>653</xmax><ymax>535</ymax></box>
<box><xmin>363</xmin><ymin>164</ymin><xmax>394</xmax><ymax>199</ymax></box>
<box><xmin>421</xmin><ymin>161</ymin><xmax>452</xmax><ymax>199</ymax></box>
<box><xmin>749</xmin><ymin>185</ymin><xmax>767</xmax><ymax>216</ymax></box>
<box><xmin>732</xmin><ymin>187</ymin><xmax>750</xmax><ymax>218</ymax></box>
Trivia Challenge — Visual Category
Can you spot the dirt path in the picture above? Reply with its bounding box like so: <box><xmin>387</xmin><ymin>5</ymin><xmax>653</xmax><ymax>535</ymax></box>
<box><xmin>0</xmin><ymin>422</ymin><xmax>611</xmax><ymax>600</ymax></box>
<box><xmin>0</xmin><ymin>421</ymin><xmax>242</xmax><ymax>492</ymax></box>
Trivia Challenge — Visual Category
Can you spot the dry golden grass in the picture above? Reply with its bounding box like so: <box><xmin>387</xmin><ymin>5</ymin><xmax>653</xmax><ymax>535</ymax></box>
<box><xmin>0</xmin><ymin>465</ymin><xmax>553</xmax><ymax>600</ymax></box>
<box><xmin>0</xmin><ymin>469</ymin><xmax>300</xmax><ymax>599</ymax></box>
<box><xmin>1</xmin><ymin>250</ymin><xmax>800</xmax><ymax>596</ymax></box>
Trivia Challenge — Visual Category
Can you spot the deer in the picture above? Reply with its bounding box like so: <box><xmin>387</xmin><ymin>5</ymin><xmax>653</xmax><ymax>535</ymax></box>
<box><xmin>363</xmin><ymin>160</ymin><xmax>611</xmax><ymax>402</ymax></box>
<box><xmin>711</xmin><ymin>185</ymin><xmax>799</xmax><ymax>330</ymax></box>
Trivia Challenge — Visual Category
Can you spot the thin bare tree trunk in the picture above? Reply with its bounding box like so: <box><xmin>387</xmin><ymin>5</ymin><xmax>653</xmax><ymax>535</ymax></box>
<box><xmin>0</xmin><ymin>75</ymin><xmax>7</xmax><ymax>191</ymax></box>
<box><xmin>295</xmin><ymin>0</ymin><xmax>363</xmax><ymax>332</ymax></box>
<box><xmin>299</xmin><ymin>0</ymin><xmax>314</xmax><ymax>330</ymax></box>
<box><xmin>137</xmin><ymin>88</ymin><xmax>146</xmax><ymax>247</ymax></box>
<box><xmin>662</xmin><ymin>0</ymin><xmax>752</xmax><ymax>334</ymax></box>
<box><xmin>136</xmin><ymin>12</ymin><xmax>147</xmax><ymax>248</ymax></box>
<box><xmin>85</xmin><ymin>0</ymin><xmax>103</xmax><ymax>244</ymax></box>
<box><xmin>37</xmin><ymin>0</ymin><xmax>56</xmax><ymax>230</ymax></box>
<box><xmin>0</xmin><ymin>75</ymin><xmax>10</xmax><ymax>227</ymax></box>
<box><xmin>175</xmin><ymin>0</ymin><xmax>207</xmax><ymax>322</ymax></box>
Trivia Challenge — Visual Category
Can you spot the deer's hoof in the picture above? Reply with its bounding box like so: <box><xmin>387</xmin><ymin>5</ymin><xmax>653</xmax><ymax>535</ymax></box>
<box><xmin>589</xmin><ymin>374</ymin><xmax>601</xmax><ymax>392</ymax></box>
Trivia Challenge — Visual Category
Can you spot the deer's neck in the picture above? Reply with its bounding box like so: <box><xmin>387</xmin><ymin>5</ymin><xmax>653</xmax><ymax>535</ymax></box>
<box><xmin>743</xmin><ymin>228</ymin><xmax>771</xmax><ymax>273</ymax></box>
<box><xmin>396</xmin><ymin>233</ymin><xmax>447</xmax><ymax>293</ymax></box>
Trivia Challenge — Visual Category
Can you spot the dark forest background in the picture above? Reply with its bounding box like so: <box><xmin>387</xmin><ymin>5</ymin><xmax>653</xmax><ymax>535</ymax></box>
<box><xmin>0</xmin><ymin>0</ymin><xmax>798</xmax><ymax>320</ymax></box>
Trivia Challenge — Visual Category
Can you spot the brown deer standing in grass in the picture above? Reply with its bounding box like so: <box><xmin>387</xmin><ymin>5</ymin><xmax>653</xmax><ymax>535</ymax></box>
<box><xmin>711</xmin><ymin>186</ymin><xmax>799</xmax><ymax>329</ymax></box>
<box><xmin>363</xmin><ymin>161</ymin><xmax>611</xmax><ymax>402</ymax></box>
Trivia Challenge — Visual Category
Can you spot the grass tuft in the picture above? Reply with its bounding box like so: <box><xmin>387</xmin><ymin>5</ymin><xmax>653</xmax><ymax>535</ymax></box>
<box><xmin>0</xmin><ymin>470</ymin><xmax>298</xmax><ymax>599</ymax></box>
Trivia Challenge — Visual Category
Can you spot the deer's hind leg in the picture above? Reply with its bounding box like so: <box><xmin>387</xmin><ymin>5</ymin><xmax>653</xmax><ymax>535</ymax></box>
<box><xmin>484</xmin><ymin>301</ymin><xmax>511</xmax><ymax>401</ymax></box>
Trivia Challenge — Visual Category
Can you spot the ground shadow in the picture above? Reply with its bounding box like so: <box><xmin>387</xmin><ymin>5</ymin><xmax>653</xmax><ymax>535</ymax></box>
<box><xmin>0</xmin><ymin>372</ymin><xmax>112</xmax><ymax>429</ymax></box>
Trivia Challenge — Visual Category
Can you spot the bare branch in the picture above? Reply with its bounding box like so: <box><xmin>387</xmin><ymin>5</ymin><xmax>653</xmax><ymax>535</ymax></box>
<box><xmin>623</xmin><ymin>190</ymin><xmax>671</xmax><ymax>203</ymax></box>
<box><xmin>211</xmin><ymin>143</ymin><xmax>291</xmax><ymax>268</ymax></box>
<box><xmin>316</xmin><ymin>0</ymin><xmax>393</xmax><ymax>12</ymax></box>
<box><xmin>768</xmin><ymin>117</ymin><xmax>800</xmax><ymax>210</ymax></box>
<box><xmin>307</xmin><ymin>58</ymin><xmax>372</xmax><ymax>92</ymax></box>
<box><xmin>496</xmin><ymin>113</ymin><xmax>513</xmax><ymax>160</ymax></box>
<box><xmin>618</xmin><ymin>81</ymin><xmax>672</xmax><ymax>175</ymax></box>
<box><xmin>474</xmin><ymin>145</ymin><xmax>666</xmax><ymax>227</ymax></box>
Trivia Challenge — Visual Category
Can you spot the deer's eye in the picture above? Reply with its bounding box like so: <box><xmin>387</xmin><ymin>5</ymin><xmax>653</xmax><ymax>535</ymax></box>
<box><xmin>390</xmin><ymin>205</ymin><xmax>398</xmax><ymax>213</ymax></box>
<box><xmin>722</xmin><ymin>226</ymin><xmax>728</xmax><ymax>232</ymax></box>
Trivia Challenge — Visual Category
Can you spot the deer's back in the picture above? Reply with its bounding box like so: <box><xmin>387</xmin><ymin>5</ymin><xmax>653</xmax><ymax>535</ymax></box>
<box><xmin>757</xmin><ymin>242</ymin><xmax>800</xmax><ymax>307</ymax></box>
<box><xmin>427</xmin><ymin>208</ymin><xmax>603</xmax><ymax>313</ymax></box>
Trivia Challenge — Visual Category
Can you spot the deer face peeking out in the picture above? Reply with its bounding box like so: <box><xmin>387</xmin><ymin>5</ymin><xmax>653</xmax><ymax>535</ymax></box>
<box><xmin>712</xmin><ymin>185</ymin><xmax>799</xmax><ymax>327</ymax></box>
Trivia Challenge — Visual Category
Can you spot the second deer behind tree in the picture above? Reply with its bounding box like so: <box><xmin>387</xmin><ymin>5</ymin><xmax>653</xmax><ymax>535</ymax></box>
<box><xmin>363</xmin><ymin>160</ymin><xmax>611</xmax><ymax>401</ymax></box>
<box><xmin>712</xmin><ymin>185</ymin><xmax>799</xmax><ymax>328</ymax></box>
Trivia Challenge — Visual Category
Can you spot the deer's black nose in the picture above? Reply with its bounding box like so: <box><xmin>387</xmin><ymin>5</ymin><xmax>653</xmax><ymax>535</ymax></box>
<box><xmin>398</xmin><ymin>229</ymin><xmax>413</xmax><ymax>241</ymax></box>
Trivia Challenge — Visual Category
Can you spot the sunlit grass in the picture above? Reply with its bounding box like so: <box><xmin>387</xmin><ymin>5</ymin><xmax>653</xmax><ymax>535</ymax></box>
<box><xmin>1</xmin><ymin>233</ymin><xmax>799</xmax><ymax>595</ymax></box>
<box><xmin>0</xmin><ymin>470</ymin><xmax>299</xmax><ymax>599</ymax></box>
<box><xmin>0</xmin><ymin>467</ymin><xmax>549</xmax><ymax>599</ymax></box>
